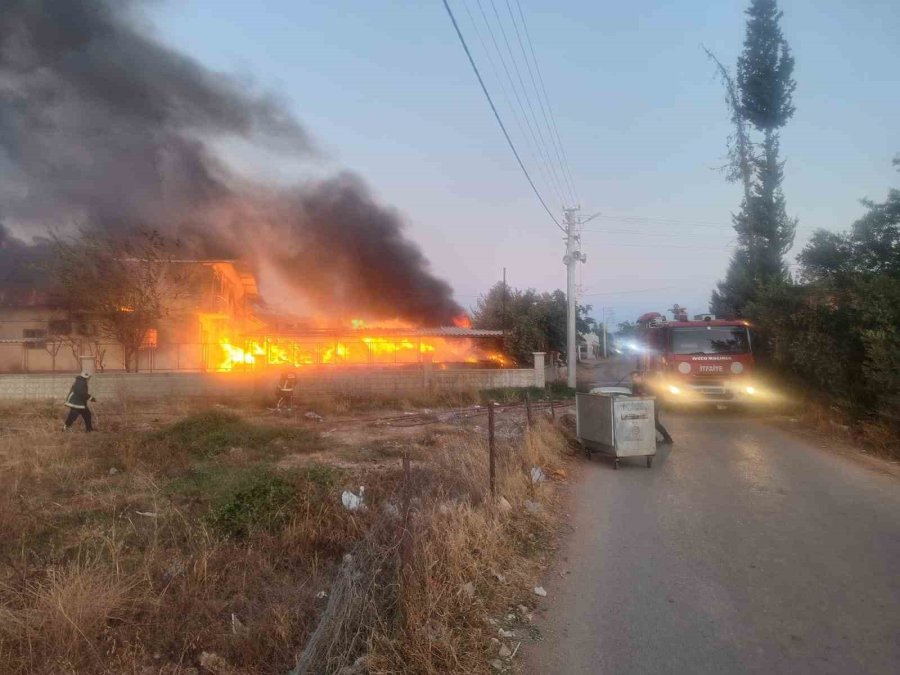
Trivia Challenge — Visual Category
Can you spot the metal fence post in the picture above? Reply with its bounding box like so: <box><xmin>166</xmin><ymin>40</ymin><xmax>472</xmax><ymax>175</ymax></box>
<box><xmin>488</xmin><ymin>401</ymin><xmax>496</xmax><ymax>498</ymax></box>
<box><xmin>525</xmin><ymin>390</ymin><xmax>533</xmax><ymax>431</ymax></box>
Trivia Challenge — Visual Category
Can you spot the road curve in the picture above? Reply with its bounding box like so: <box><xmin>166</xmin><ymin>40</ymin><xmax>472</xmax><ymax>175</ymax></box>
<box><xmin>524</xmin><ymin>411</ymin><xmax>900</xmax><ymax>675</ymax></box>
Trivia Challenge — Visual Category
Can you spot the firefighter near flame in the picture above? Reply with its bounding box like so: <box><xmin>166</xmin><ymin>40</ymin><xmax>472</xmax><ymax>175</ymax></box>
<box><xmin>63</xmin><ymin>373</ymin><xmax>96</xmax><ymax>432</ymax></box>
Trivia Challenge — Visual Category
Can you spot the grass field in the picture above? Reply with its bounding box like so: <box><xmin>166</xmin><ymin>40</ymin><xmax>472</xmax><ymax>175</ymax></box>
<box><xmin>0</xmin><ymin>393</ymin><xmax>573</xmax><ymax>674</ymax></box>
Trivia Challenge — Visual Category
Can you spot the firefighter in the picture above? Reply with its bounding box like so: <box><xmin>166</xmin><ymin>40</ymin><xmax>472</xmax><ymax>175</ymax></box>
<box><xmin>275</xmin><ymin>370</ymin><xmax>297</xmax><ymax>412</ymax></box>
<box><xmin>630</xmin><ymin>370</ymin><xmax>673</xmax><ymax>444</ymax></box>
<box><xmin>64</xmin><ymin>372</ymin><xmax>96</xmax><ymax>432</ymax></box>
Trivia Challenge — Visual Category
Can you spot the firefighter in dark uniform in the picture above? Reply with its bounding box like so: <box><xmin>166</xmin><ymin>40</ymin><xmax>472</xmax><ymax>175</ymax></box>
<box><xmin>275</xmin><ymin>371</ymin><xmax>297</xmax><ymax>411</ymax></box>
<box><xmin>630</xmin><ymin>370</ymin><xmax>673</xmax><ymax>444</ymax></box>
<box><xmin>64</xmin><ymin>372</ymin><xmax>96</xmax><ymax>432</ymax></box>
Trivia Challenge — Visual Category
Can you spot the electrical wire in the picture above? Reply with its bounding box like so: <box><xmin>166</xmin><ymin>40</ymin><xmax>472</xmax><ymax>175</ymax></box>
<box><xmin>460</xmin><ymin>0</ymin><xmax>563</xmax><ymax>210</ymax></box>
<box><xmin>581</xmin><ymin>287</ymin><xmax>675</xmax><ymax>297</ymax></box>
<box><xmin>578</xmin><ymin>237</ymin><xmax>735</xmax><ymax>251</ymax></box>
<box><xmin>442</xmin><ymin>0</ymin><xmax>565</xmax><ymax>231</ymax></box>
<box><xmin>486</xmin><ymin>0</ymin><xmax>569</xmax><ymax>208</ymax></box>
<box><xmin>510</xmin><ymin>0</ymin><xmax>580</xmax><ymax>206</ymax></box>
<box><xmin>472</xmin><ymin>0</ymin><xmax>567</xmax><ymax>208</ymax></box>
<box><xmin>582</xmin><ymin>213</ymin><xmax>818</xmax><ymax>235</ymax></box>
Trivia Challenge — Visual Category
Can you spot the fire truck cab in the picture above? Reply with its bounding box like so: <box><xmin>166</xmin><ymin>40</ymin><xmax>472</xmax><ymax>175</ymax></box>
<box><xmin>635</xmin><ymin>311</ymin><xmax>759</xmax><ymax>403</ymax></box>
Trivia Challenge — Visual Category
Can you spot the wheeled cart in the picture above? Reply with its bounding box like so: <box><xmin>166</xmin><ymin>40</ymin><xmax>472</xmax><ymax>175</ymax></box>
<box><xmin>575</xmin><ymin>392</ymin><xmax>656</xmax><ymax>469</ymax></box>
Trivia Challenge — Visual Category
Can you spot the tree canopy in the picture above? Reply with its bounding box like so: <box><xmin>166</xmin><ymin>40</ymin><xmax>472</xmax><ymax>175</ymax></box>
<box><xmin>749</xmin><ymin>164</ymin><xmax>900</xmax><ymax>418</ymax></box>
<box><xmin>471</xmin><ymin>282</ymin><xmax>594</xmax><ymax>366</ymax></box>
<box><xmin>710</xmin><ymin>0</ymin><xmax>797</xmax><ymax>317</ymax></box>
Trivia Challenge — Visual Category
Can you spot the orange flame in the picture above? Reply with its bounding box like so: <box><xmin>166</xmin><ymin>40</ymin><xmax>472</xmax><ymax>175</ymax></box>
<box><xmin>453</xmin><ymin>313</ymin><xmax>472</xmax><ymax>329</ymax></box>
<box><xmin>201</xmin><ymin>314</ymin><xmax>506</xmax><ymax>372</ymax></box>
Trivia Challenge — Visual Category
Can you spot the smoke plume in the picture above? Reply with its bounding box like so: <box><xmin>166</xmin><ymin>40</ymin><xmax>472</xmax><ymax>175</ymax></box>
<box><xmin>0</xmin><ymin>0</ymin><xmax>461</xmax><ymax>324</ymax></box>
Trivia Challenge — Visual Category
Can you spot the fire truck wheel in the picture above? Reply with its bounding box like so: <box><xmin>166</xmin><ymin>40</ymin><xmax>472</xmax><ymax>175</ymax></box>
<box><xmin>613</xmin><ymin>458</ymin><xmax>619</xmax><ymax>470</ymax></box>
<box><xmin>646</xmin><ymin>456</ymin><xmax>653</xmax><ymax>468</ymax></box>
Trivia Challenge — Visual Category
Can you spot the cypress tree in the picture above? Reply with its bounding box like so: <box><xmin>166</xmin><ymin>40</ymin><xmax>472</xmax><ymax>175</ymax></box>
<box><xmin>711</xmin><ymin>0</ymin><xmax>797</xmax><ymax>317</ymax></box>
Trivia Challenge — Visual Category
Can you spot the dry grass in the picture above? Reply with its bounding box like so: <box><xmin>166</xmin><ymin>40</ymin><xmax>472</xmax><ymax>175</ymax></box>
<box><xmin>781</xmin><ymin>392</ymin><xmax>900</xmax><ymax>462</ymax></box>
<box><xmin>0</xmin><ymin>397</ymin><xmax>571</xmax><ymax>674</ymax></box>
<box><xmin>0</xmin><ymin>401</ymin><xmax>363</xmax><ymax>674</ymax></box>
<box><xmin>368</xmin><ymin>418</ymin><xmax>567</xmax><ymax>674</ymax></box>
<box><xmin>0</xmin><ymin>558</ymin><xmax>139</xmax><ymax>670</ymax></box>
<box><xmin>291</xmin><ymin>416</ymin><xmax>571</xmax><ymax>674</ymax></box>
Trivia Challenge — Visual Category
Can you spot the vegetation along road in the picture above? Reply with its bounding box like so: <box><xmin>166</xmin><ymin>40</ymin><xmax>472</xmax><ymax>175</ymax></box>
<box><xmin>525</xmin><ymin>408</ymin><xmax>900</xmax><ymax>675</ymax></box>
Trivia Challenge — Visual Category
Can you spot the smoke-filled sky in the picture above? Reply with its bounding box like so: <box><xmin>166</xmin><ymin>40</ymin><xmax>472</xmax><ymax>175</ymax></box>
<box><xmin>3</xmin><ymin>1</ymin><xmax>899</xmax><ymax>326</ymax></box>
<box><xmin>0</xmin><ymin>0</ymin><xmax>462</xmax><ymax>324</ymax></box>
<box><xmin>146</xmin><ymin>0</ymin><xmax>899</xmax><ymax>326</ymax></box>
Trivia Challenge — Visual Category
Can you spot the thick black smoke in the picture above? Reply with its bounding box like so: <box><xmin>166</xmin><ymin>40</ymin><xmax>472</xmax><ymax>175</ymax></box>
<box><xmin>0</xmin><ymin>0</ymin><xmax>461</xmax><ymax>324</ymax></box>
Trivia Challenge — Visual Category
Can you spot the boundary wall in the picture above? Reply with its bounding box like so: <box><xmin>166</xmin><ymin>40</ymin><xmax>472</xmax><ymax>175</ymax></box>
<box><xmin>0</xmin><ymin>354</ymin><xmax>546</xmax><ymax>402</ymax></box>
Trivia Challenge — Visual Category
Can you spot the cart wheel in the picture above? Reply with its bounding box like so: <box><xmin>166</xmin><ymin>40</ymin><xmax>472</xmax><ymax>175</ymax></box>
<box><xmin>646</xmin><ymin>456</ymin><xmax>653</xmax><ymax>468</ymax></box>
<box><xmin>613</xmin><ymin>459</ymin><xmax>619</xmax><ymax>470</ymax></box>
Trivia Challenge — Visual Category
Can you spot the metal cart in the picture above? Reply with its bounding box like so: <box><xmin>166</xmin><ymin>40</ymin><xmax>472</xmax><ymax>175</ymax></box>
<box><xmin>576</xmin><ymin>391</ymin><xmax>657</xmax><ymax>469</ymax></box>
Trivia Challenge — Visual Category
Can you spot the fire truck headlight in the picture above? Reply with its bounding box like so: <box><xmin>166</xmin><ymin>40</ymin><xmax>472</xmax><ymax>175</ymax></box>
<box><xmin>668</xmin><ymin>385</ymin><xmax>681</xmax><ymax>395</ymax></box>
<box><xmin>744</xmin><ymin>386</ymin><xmax>756</xmax><ymax>395</ymax></box>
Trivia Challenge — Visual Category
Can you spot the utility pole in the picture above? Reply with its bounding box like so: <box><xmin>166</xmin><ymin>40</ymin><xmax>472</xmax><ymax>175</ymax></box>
<box><xmin>501</xmin><ymin>267</ymin><xmax>507</xmax><ymax>340</ymax></box>
<box><xmin>563</xmin><ymin>208</ymin><xmax>586</xmax><ymax>389</ymax></box>
<box><xmin>602</xmin><ymin>319</ymin><xmax>608</xmax><ymax>359</ymax></box>
<box><xmin>601</xmin><ymin>307</ymin><xmax>614</xmax><ymax>359</ymax></box>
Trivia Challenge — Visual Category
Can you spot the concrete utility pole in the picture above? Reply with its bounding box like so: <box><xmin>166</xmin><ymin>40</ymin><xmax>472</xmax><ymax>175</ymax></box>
<box><xmin>601</xmin><ymin>307</ymin><xmax>614</xmax><ymax>359</ymax></box>
<box><xmin>602</xmin><ymin>319</ymin><xmax>608</xmax><ymax>359</ymax></box>
<box><xmin>563</xmin><ymin>208</ymin><xmax>586</xmax><ymax>389</ymax></box>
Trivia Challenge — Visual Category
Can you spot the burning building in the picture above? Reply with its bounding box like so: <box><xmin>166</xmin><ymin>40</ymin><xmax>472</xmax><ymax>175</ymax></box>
<box><xmin>0</xmin><ymin>2</ymin><xmax>512</xmax><ymax>374</ymax></box>
<box><xmin>0</xmin><ymin>251</ymin><xmax>505</xmax><ymax>373</ymax></box>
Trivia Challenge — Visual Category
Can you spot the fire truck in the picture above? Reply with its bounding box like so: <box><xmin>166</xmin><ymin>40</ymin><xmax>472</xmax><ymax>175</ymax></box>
<box><xmin>633</xmin><ymin>307</ymin><xmax>759</xmax><ymax>403</ymax></box>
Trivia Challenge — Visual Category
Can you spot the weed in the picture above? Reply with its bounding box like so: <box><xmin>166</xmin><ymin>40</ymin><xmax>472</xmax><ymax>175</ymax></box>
<box><xmin>207</xmin><ymin>469</ymin><xmax>296</xmax><ymax>538</ymax></box>
<box><xmin>301</xmin><ymin>463</ymin><xmax>343</xmax><ymax>488</ymax></box>
<box><xmin>478</xmin><ymin>384</ymin><xmax>574</xmax><ymax>403</ymax></box>
<box><xmin>146</xmin><ymin>409</ymin><xmax>320</xmax><ymax>459</ymax></box>
<box><xmin>546</xmin><ymin>381</ymin><xmax>578</xmax><ymax>398</ymax></box>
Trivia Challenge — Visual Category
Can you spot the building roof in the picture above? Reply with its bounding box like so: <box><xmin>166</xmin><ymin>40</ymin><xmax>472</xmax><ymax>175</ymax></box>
<box><xmin>412</xmin><ymin>327</ymin><xmax>503</xmax><ymax>338</ymax></box>
<box><xmin>244</xmin><ymin>326</ymin><xmax>504</xmax><ymax>339</ymax></box>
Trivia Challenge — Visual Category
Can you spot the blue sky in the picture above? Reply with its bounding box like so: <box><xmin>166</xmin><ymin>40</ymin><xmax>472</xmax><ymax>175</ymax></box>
<box><xmin>147</xmin><ymin>0</ymin><xmax>899</xmax><ymax>325</ymax></box>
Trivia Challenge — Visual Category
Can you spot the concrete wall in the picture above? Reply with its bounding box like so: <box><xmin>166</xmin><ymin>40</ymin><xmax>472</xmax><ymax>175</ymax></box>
<box><xmin>0</xmin><ymin>364</ymin><xmax>542</xmax><ymax>402</ymax></box>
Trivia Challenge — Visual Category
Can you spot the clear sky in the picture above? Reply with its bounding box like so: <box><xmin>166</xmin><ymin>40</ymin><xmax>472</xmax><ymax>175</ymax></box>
<box><xmin>146</xmin><ymin>0</ymin><xmax>899</xmax><ymax>326</ymax></box>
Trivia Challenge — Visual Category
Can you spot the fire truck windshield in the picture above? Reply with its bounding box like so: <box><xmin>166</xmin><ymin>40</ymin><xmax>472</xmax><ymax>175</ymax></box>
<box><xmin>670</xmin><ymin>326</ymin><xmax>750</xmax><ymax>355</ymax></box>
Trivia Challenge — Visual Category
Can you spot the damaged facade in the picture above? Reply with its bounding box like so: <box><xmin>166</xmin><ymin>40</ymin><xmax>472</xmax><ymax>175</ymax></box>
<box><xmin>0</xmin><ymin>261</ymin><xmax>256</xmax><ymax>372</ymax></box>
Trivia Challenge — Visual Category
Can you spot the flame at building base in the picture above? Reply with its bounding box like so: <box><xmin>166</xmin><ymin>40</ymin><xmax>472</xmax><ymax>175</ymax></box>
<box><xmin>200</xmin><ymin>315</ymin><xmax>509</xmax><ymax>372</ymax></box>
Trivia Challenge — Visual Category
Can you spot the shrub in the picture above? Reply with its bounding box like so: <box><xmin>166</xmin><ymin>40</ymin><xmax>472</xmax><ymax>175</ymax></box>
<box><xmin>207</xmin><ymin>469</ymin><xmax>296</xmax><ymax>538</ymax></box>
<box><xmin>147</xmin><ymin>409</ymin><xmax>320</xmax><ymax>458</ymax></box>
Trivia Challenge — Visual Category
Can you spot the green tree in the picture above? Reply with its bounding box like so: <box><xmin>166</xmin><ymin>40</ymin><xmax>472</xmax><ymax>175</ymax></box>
<box><xmin>615</xmin><ymin>320</ymin><xmax>638</xmax><ymax>339</ymax></box>
<box><xmin>710</xmin><ymin>0</ymin><xmax>797</xmax><ymax>317</ymax></box>
<box><xmin>749</xmin><ymin>162</ymin><xmax>900</xmax><ymax>417</ymax></box>
<box><xmin>471</xmin><ymin>282</ymin><xmax>592</xmax><ymax>365</ymax></box>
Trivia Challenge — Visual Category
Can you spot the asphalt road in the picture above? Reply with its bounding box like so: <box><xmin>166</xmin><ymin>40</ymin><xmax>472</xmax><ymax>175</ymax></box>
<box><xmin>524</xmin><ymin>409</ymin><xmax>900</xmax><ymax>675</ymax></box>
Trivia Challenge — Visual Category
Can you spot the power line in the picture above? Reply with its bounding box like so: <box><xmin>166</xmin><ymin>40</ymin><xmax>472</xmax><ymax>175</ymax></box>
<box><xmin>510</xmin><ymin>0</ymin><xmax>580</xmax><ymax>206</ymax></box>
<box><xmin>485</xmin><ymin>0</ymin><xmax>569</xmax><ymax>207</ymax></box>
<box><xmin>474</xmin><ymin>0</ymin><xmax>567</xmax><ymax>208</ymax></box>
<box><xmin>461</xmin><ymin>0</ymin><xmax>563</xmax><ymax>210</ymax></box>
<box><xmin>493</xmin><ymin>0</ymin><xmax>572</xmax><ymax>207</ymax></box>
<box><xmin>591</xmin><ymin>228</ymin><xmax>733</xmax><ymax>240</ymax></box>
<box><xmin>581</xmin><ymin>213</ymin><xmax>819</xmax><ymax>234</ymax></box>
<box><xmin>579</xmin><ymin>238</ymin><xmax>735</xmax><ymax>251</ymax></box>
<box><xmin>442</xmin><ymin>0</ymin><xmax>564</xmax><ymax>231</ymax></box>
<box><xmin>581</xmin><ymin>286</ymin><xmax>675</xmax><ymax>297</ymax></box>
